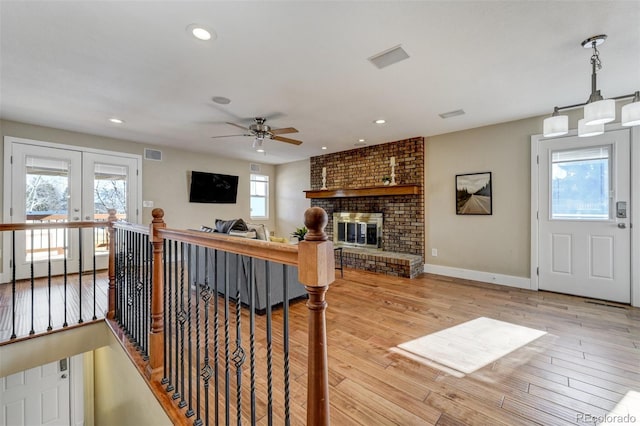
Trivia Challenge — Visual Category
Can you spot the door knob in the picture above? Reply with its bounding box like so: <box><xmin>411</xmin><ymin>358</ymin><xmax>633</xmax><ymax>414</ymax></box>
<box><xmin>61</xmin><ymin>374</ymin><xmax>67</xmax><ymax>379</ymax></box>
<box><xmin>85</xmin><ymin>215</ymin><xmax>91</xmax><ymax>220</ymax></box>
<box><xmin>73</xmin><ymin>217</ymin><xmax>80</xmax><ymax>221</ymax></box>
<box><xmin>617</xmin><ymin>223</ymin><xmax>626</xmax><ymax>229</ymax></box>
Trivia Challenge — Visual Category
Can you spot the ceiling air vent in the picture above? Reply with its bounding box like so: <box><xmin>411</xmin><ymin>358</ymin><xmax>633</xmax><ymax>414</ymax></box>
<box><xmin>250</xmin><ymin>163</ymin><xmax>261</xmax><ymax>172</ymax></box>
<box><xmin>368</xmin><ymin>45</ymin><xmax>410</xmax><ymax>69</ymax></box>
<box><xmin>439</xmin><ymin>109</ymin><xmax>466</xmax><ymax>119</ymax></box>
<box><xmin>144</xmin><ymin>148</ymin><xmax>162</xmax><ymax>161</ymax></box>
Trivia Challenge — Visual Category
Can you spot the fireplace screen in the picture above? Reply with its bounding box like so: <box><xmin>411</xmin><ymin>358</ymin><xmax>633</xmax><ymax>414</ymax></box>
<box><xmin>333</xmin><ymin>212</ymin><xmax>383</xmax><ymax>249</ymax></box>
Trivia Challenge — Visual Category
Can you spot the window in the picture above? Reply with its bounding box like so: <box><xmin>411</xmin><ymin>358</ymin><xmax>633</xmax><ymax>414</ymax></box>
<box><xmin>551</xmin><ymin>146</ymin><xmax>610</xmax><ymax>220</ymax></box>
<box><xmin>250</xmin><ymin>174</ymin><xmax>269</xmax><ymax>219</ymax></box>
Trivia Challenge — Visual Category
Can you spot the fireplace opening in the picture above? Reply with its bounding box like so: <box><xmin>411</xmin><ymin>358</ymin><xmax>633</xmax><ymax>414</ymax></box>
<box><xmin>333</xmin><ymin>212</ymin><xmax>382</xmax><ymax>249</ymax></box>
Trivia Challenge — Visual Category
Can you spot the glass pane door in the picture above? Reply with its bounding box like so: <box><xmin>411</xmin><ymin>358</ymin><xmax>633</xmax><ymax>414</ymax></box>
<box><xmin>12</xmin><ymin>144</ymin><xmax>82</xmax><ymax>279</ymax></box>
<box><xmin>82</xmin><ymin>152</ymin><xmax>139</xmax><ymax>269</ymax></box>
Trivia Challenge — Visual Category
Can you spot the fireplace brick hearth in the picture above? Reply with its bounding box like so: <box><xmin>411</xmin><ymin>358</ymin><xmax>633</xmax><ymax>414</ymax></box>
<box><xmin>309</xmin><ymin>137</ymin><xmax>424</xmax><ymax>277</ymax></box>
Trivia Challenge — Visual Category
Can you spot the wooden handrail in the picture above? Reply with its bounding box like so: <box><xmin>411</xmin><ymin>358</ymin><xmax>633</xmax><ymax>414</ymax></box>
<box><xmin>158</xmin><ymin>228</ymin><xmax>299</xmax><ymax>266</ymax></box>
<box><xmin>112</xmin><ymin>220</ymin><xmax>150</xmax><ymax>235</ymax></box>
<box><xmin>0</xmin><ymin>221</ymin><xmax>109</xmax><ymax>231</ymax></box>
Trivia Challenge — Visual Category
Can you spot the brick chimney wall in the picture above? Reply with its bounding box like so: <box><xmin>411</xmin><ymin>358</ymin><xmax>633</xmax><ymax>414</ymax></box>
<box><xmin>309</xmin><ymin>137</ymin><xmax>425</xmax><ymax>261</ymax></box>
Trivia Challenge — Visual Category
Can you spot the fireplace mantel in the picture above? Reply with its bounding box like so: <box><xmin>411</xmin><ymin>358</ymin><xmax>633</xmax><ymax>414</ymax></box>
<box><xmin>304</xmin><ymin>184</ymin><xmax>419</xmax><ymax>199</ymax></box>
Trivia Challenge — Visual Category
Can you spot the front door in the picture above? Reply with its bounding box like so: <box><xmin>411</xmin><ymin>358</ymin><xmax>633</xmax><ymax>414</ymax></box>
<box><xmin>538</xmin><ymin>129</ymin><xmax>631</xmax><ymax>303</ymax></box>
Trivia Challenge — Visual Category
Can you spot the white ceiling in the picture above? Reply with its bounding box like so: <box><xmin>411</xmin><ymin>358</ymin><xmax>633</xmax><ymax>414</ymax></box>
<box><xmin>1</xmin><ymin>1</ymin><xmax>639</xmax><ymax>165</ymax></box>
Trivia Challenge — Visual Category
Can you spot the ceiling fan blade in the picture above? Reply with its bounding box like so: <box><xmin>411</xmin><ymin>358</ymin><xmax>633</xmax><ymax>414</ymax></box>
<box><xmin>225</xmin><ymin>122</ymin><xmax>250</xmax><ymax>131</ymax></box>
<box><xmin>211</xmin><ymin>134</ymin><xmax>250</xmax><ymax>139</ymax></box>
<box><xmin>272</xmin><ymin>135</ymin><xmax>303</xmax><ymax>145</ymax></box>
<box><xmin>270</xmin><ymin>127</ymin><xmax>298</xmax><ymax>135</ymax></box>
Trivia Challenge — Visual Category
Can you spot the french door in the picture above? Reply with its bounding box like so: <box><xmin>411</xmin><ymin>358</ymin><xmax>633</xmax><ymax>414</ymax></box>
<box><xmin>537</xmin><ymin>129</ymin><xmax>631</xmax><ymax>303</ymax></box>
<box><xmin>4</xmin><ymin>139</ymin><xmax>140</xmax><ymax>280</ymax></box>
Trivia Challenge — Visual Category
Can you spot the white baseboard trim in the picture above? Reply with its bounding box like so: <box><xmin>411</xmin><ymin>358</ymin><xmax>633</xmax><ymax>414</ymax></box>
<box><xmin>423</xmin><ymin>264</ymin><xmax>532</xmax><ymax>290</ymax></box>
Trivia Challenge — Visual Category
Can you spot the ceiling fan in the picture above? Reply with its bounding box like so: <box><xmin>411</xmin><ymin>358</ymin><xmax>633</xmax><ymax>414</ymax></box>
<box><xmin>211</xmin><ymin>117</ymin><xmax>303</xmax><ymax>147</ymax></box>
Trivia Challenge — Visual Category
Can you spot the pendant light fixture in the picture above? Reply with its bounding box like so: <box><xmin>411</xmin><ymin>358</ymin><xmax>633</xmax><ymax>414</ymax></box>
<box><xmin>542</xmin><ymin>35</ymin><xmax>640</xmax><ymax>138</ymax></box>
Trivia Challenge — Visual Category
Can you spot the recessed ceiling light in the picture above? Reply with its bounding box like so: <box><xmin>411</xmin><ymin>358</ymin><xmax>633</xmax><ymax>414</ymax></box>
<box><xmin>187</xmin><ymin>24</ymin><xmax>216</xmax><ymax>41</ymax></box>
<box><xmin>212</xmin><ymin>96</ymin><xmax>231</xmax><ymax>105</ymax></box>
<box><xmin>321</xmin><ymin>146</ymin><xmax>327</xmax><ymax>150</ymax></box>
<box><xmin>108</xmin><ymin>117</ymin><xmax>124</xmax><ymax>124</ymax></box>
<box><xmin>358</xmin><ymin>138</ymin><xmax>365</xmax><ymax>142</ymax></box>
<box><xmin>374</xmin><ymin>119</ymin><xmax>386</xmax><ymax>124</ymax></box>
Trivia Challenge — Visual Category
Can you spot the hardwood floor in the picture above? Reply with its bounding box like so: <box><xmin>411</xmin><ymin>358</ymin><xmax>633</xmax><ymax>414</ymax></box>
<box><xmin>320</xmin><ymin>270</ymin><xmax>640</xmax><ymax>425</ymax></box>
<box><xmin>3</xmin><ymin>268</ymin><xmax>639</xmax><ymax>425</ymax></box>
<box><xmin>0</xmin><ymin>271</ymin><xmax>108</xmax><ymax>341</ymax></box>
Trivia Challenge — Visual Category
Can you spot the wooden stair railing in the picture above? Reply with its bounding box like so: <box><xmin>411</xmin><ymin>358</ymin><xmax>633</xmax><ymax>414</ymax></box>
<box><xmin>107</xmin><ymin>207</ymin><xmax>335</xmax><ymax>425</ymax></box>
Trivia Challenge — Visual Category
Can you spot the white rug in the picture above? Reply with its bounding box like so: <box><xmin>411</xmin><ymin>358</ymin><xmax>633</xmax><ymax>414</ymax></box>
<box><xmin>396</xmin><ymin>317</ymin><xmax>547</xmax><ymax>375</ymax></box>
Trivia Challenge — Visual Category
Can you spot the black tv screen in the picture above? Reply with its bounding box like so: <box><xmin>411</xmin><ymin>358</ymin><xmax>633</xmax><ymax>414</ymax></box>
<box><xmin>189</xmin><ymin>171</ymin><xmax>239</xmax><ymax>204</ymax></box>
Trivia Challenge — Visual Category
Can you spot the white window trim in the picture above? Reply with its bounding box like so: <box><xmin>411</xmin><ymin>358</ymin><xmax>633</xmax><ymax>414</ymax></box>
<box><xmin>250</xmin><ymin>173</ymin><xmax>269</xmax><ymax>220</ymax></box>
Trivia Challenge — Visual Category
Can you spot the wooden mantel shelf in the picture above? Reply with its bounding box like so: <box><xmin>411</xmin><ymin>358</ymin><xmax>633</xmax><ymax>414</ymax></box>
<box><xmin>304</xmin><ymin>184</ymin><xmax>420</xmax><ymax>199</ymax></box>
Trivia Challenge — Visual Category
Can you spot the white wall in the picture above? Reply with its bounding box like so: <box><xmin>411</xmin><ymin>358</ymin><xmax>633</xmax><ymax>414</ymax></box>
<box><xmin>275</xmin><ymin>158</ymin><xmax>310</xmax><ymax>238</ymax></box>
<box><xmin>0</xmin><ymin>119</ymin><xmax>275</xmax><ymax>231</ymax></box>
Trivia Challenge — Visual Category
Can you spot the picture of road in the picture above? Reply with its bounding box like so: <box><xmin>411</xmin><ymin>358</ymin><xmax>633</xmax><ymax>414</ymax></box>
<box><xmin>456</xmin><ymin>172</ymin><xmax>492</xmax><ymax>215</ymax></box>
<box><xmin>458</xmin><ymin>194</ymin><xmax>491</xmax><ymax>214</ymax></box>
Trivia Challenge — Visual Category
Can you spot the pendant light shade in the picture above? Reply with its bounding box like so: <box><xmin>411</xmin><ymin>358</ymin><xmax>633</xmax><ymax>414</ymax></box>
<box><xmin>542</xmin><ymin>35</ymin><xmax>639</xmax><ymax>137</ymax></box>
<box><xmin>543</xmin><ymin>114</ymin><xmax>569</xmax><ymax>137</ymax></box>
<box><xmin>578</xmin><ymin>118</ymin><xmax>604</xmax><ymax>137</ymax></box>
<box><xmin>584</xmin><ymin>99</ymin><xmax>616</xmax><ymax>125</ymax></box>
<box><xmin>621</xmin><ymin>93</ymin><xmax>640</xmax><ymax>126</ymax></box>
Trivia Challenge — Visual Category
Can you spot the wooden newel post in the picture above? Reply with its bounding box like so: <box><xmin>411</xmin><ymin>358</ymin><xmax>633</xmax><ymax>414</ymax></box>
<box><xmin>298</xmin><ymin>207</ymin><xmax>335</xmax><ymax>426</ymax></box>
<box><xmin>107</xmin><ymin>209</ymin><xmax>117</xmax><ymax>319</ymax></box>
<box><xmin>146</xmin><ymin>208</ymin><xmax>166</xmax><ymax>379</ymax></box>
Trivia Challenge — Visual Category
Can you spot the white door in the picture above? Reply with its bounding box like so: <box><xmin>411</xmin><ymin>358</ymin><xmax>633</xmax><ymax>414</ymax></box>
<box><xmin>10</xmin><ymin>144</ymin><xmax>83</xmax><ymax>279</ymax></box>
<box><xmin>81</xmin><ymin>152</ymin><xmax>138</xmax><ymax>270</ymax></box>
<box><xmin>5</xmin><ymin>140</ymin><xmax>140</xmax><ymax>280</ymax></box>
<box><xmin>538</xmin><ymin>129</ymin><xmax>631</xmax><ymax>303</ymax></box>
<box><xmin>0</xmin><ymin>359</ymin><xmax>70</xmax><ymax>426</ymax></box>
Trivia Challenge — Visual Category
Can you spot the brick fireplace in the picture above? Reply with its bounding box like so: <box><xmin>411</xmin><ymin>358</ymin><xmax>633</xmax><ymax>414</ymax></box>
<box><xmin>308</xmin><ymin>137</ymin><xmax>425</xmax><ymax>277</ymax></box>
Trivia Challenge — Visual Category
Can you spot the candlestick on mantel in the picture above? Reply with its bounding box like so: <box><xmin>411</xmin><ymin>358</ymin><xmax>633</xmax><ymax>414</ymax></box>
<box><xmin>390</xmin><ymin>157</ymin><xmax>397</xmax><ymax>186</ymax></box>
<box><xmin>321</xmin><ymin>167</ymin><xmax>327</xmax><ymax>190</ymax></box>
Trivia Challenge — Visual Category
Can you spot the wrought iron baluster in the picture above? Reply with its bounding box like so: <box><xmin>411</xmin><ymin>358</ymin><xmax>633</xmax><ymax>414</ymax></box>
<box><xmin>201</xmin><ymin>248</ymin><xmax>211</xmax><ymax>426</ymax></box>
<box><xmin>213</xmin><ymin>249</ymin><xmax>220</xmax><ymax>426</ymax></box>
<box><xmin>224</xmin><ymin>252</ymin><xmax>231</xmax><ymax>426</ymax></box>
<box><xmin>63</xmin><ymin>229</ymin><xmax>68</xmax><ymax>328</ymax></box>
<box><xmin>283</xmin><ymin>264</ymin><xmax>291</xmax><ymax>426</ymax></box>
<box><xmin>172</xmin><ymin>240</ymin><xmax>180</xmax><ymax>401</ymax></box>
<box><xmin>266</xmin><ymin>261</ymin><xmax>273</xmax><ymax>426</ymax></box>
<box><xmin>47</xmin><ymin>228</ymin><xmax>53</xmax><ymax>331</ymax></box>
<box><xmin>186</xmin><ymin>244</ymin><xmax>194</xmax><ymax>418</ymax></box>
<box><xmin>234</xmin><ymin>256</ymin><xmax>245</xmax><ymax>426</ymax></box>
<box><xmin>135</xmin><ymin>231</ymin><xmax>142</xmax><ymax>349</ymax></box>
<box><xmin>78</xmin><ymin>227</ymin><xmax>83</xmax><ymax>324</ymax></box>
<box><xmin>249</xmin><ymin>257</ymin><xmax>256</xmax><ymax>425</ymax></box>
<box><xmin>92</xmin><ymin>226</ymin><xmax>97</xmax><ymax>320</ymax></box>
<box><xmin>162</xmin><ymin>239</ymin><xmax>170</xmax><ymax>387</ymax></box>
<box><xmin>11</xmin><ymin>231</ymin><xmax>17</xmax><ymax>339</ymax></box>
<box><xmin>178</xmin><ymin>242</ymin><xmax>187</xmax><ymax>409</ymax></box>
<box><xmin>193</xmin><ymin>245</ymin><xmax>202</xmax><ymax>426</ymax></box>
<box><xmin>30</xmin><ymin>230</ymin><xmax>35</xmax><ymax>335</ymax></box>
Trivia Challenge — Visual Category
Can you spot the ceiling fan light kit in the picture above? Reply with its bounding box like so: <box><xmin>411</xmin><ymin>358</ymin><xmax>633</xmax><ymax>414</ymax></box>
<box><xmin>211</xmin><ymin>117</ymin><xmax>303</xmax><ymax>148</ymax></box>
<box><xmin>542</xmin><ymin>34</ymin><xmax>640</xmax><ymax>138</ymax></box>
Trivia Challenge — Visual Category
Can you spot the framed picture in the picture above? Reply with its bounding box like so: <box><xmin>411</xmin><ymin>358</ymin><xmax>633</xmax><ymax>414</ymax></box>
<box><xmin>456</xmin><ymin>172</ymin><xmax>492</xmax><ymax>215</ymax></box>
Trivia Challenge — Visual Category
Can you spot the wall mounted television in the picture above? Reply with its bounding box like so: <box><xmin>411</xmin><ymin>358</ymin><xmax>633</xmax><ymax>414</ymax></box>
<box><xmin>189</xmin><ymin>171</ymin><xmax>239</xmax><ymax>204</ymax></box>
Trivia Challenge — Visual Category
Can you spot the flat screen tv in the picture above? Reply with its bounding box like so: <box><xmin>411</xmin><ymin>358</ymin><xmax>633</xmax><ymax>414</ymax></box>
<box><xmin>189</xmin><ymin>171</ymin><xmax>239</xmax><ymax>204</ymax></box>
